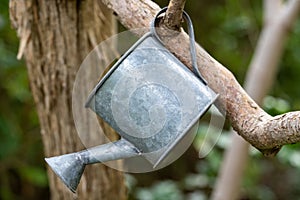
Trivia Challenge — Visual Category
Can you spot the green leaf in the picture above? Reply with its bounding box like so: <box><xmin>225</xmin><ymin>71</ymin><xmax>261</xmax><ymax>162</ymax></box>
<box><xmin>18</xmin><ymin>166</ymin><xmax>48</xmax><ymax>187</ymax></box>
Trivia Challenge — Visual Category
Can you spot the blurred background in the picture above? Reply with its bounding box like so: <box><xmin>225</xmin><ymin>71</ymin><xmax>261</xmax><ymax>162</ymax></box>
<box><xmin>1</xmin><ymin>0</ymin><xmax>300</xmax><ymax>199</ymax></box>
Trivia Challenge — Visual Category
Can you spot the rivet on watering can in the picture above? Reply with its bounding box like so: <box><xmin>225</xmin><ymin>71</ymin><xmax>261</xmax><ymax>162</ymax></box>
<box><xmin>45</xmin><ymin>7</ymin><xmax>218</xmax><ymax>193</ymax></box>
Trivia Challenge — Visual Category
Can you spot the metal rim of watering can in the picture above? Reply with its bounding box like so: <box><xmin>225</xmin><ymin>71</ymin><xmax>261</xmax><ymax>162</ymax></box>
<box><xmin>150</xmin><ymin>7</ymin><xmax>207</xmax><ymax>85</ymax></box>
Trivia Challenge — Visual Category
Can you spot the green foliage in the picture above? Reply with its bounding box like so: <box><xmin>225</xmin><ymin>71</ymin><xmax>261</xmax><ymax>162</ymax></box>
<box><xmin>186</xmin><ymin>0</ymin><xmax>262</xmax><ymax>82</ymax></box>
<box><xmin>263</xmin><ymin>96</ymin><xmax>291</xmax><ymax>116</ymax></box>
<box><xmin>18</xmin><ymin>166</ymin><xmax>48</xmax><ymax>187</ymax></box>
<box><xmin>0</xmin><ymin>0</ymin><xmax>48</xmax><ymax>199</ymax></box>
<box><xmin>278</xmin><ymin>20</ymin><xmax>300</xmax><ymax>107</ymax></box>
<box><xmin>135</xmin><ymin>181</ymin><xmax>184</xmax><ymax>200</ymax></box>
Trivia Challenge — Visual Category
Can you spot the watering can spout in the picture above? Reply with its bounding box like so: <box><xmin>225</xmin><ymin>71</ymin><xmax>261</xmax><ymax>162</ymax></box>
<box><xmin>45</xmin><ymin>139</ymin><xmax>140</xmax><ymax>193</ymax></box>
<box><xmin>45</xmin><ymin>152</ymin><xmax>85</xmax><ymax>193</ymax></box>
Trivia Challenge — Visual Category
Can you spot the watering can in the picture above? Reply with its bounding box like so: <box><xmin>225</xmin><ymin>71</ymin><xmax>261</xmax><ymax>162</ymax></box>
<box><xmin>45</xmin><ymin>8</ymin><xmax>218</xmax><ymax>193</ymax></box>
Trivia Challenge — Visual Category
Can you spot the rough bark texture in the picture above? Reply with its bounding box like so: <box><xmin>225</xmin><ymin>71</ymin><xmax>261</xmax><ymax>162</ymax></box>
<box><xmin>9</xmin><ymin>0</ymin><xmax>126</xmax><ymax>199</ymax></box>
<box><xmin>101</xmin><ymin>0</ymin><xmax>300</xmax><ymax>154</ymax></box>
<box><xmin>162</xmin><ymin>0</ymin><xmax>186</xmax><ymax>31</ymax></box>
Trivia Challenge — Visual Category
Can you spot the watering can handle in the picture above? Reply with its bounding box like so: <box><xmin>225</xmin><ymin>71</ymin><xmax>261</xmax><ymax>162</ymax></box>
<box><xmin>150</xmin><ymin>7</ymin><xmax>207</xmax><ymax>85</ymax></box>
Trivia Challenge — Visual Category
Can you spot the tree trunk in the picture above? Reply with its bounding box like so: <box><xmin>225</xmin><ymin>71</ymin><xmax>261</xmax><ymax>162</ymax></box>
<box><xmin>9</xmin><ymin>0</ymin><xmax>126</xmax><ymax>199</ymax></box>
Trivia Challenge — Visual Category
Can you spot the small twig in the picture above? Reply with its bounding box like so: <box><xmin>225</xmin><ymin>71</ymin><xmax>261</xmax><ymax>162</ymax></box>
<box><xmin>162</xmin><ymin>0</ymin><xmax>186</xmax><ymax>31</ymax></box>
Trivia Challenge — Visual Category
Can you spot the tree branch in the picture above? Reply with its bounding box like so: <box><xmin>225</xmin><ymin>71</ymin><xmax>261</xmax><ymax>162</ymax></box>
<box><xmin>101</xmin><ymin>0</ymin><xmax>300</xmax><ymax>154</ymax></box>
<box><xmin>162</xmin><ymin>0</ymin><xmax>186</xmax><ymax>30</ymax></box>
<box><xmin>264</xmin><ymin>0</ymin><xmax>282</xmax><ymax>25</ymax></box>
<box><xmin>281</xmin><ymin>0</ymin><xmax>300</xmax><ymax>29</ymax></box>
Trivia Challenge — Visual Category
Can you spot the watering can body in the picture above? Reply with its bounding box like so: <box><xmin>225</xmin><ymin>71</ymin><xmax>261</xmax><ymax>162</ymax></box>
<box><xmin>85</xmin><ymin>32</ymin><xmax>217</xmax><ymax>165</ymax></box>
<box><xmin>45</xmin><ymin>32</ymin><xmax>218</xmax><ymax>193</ymax></box>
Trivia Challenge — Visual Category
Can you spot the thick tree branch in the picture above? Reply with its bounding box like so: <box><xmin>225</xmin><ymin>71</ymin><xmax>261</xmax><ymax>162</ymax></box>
<box><xmin>101</xmin><ymin>0</ymin><xmax>300</xmax><ymax>154</ymax></box>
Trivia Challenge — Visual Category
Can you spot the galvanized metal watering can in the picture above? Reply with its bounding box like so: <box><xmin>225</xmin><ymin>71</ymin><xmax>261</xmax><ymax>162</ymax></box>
<box><xmin>45</xmin><ymin>8</ymin><xmax>218</xmax><ymax>193</ymax></box>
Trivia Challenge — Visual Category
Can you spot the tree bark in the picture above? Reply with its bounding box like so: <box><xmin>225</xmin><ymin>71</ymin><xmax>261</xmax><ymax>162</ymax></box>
<box><xmin>9</xmin><ymin>0</ymin><xmax>126</xmax><ymax>199</ymax></box>
<box><xmin>163</xmin><ymin>0</ymin><xmax>186</xmax><ymax>31</ymax></box>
